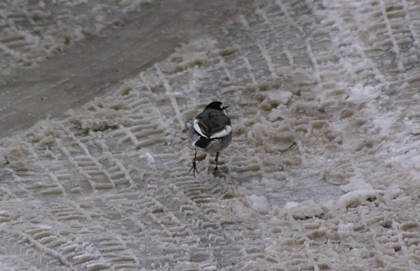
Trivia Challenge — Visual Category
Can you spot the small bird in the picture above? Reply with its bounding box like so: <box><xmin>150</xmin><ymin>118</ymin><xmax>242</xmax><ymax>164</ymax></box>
<box><xmin>189</xmin><ymin>101</ymin><xmax>232</xmax><ymax>177</ymax></box>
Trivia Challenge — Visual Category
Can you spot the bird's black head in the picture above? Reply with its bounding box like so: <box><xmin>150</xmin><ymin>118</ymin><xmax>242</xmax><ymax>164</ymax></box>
<box><xmin>204</xmin><ymin>101</ymin><xmax>227</xmax><ymax>111</ymax></box>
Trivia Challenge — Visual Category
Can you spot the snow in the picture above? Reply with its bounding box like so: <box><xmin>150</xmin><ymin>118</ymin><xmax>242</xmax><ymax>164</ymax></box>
<box><xmin>337</xmin><ymin>189</ymin><xmax>379</xmax><ymax>209</ymax></box>
<box><xmin>246</xmin><ymin>195</ymin><xmax>269</xmax><ymax>214</ymax></box>
<box><xmin>1</xmin><ymin>0</ymin><xmax>420</xmax><ymax>270</ymax></box>
<box><xmin>283</xmin><ymin>200</ymin><xmax>324</xmax><ymax>220</ymax></box>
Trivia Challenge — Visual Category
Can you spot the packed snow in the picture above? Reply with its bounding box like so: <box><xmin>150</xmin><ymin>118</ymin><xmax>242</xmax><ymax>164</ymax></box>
<box><xmin>1</xmin><ymin>0</ymin><xmax>420</xmax><ymax>270</ymax></box>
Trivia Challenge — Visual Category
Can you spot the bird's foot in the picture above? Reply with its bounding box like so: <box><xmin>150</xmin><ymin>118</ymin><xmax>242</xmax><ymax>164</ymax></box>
<box><xmin>189</xmin><ymin>160</ymin><xmax>199</xmax><ymax>177</ymax></box>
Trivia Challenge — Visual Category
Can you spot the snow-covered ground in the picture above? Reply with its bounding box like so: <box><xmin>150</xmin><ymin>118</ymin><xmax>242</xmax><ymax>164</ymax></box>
<box><xmin>1</xmin><ymin>0</ymin><xmax>420</xmax><ymax>270</ymax></box>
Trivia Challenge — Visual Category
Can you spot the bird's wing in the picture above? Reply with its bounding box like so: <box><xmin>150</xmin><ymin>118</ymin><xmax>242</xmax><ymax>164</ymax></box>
<box><xmin>209</xmin><ymin>125</ymin><xmax>232</xmax><ymax>139</ymax></box>
<box><xmin>193</xmin><ymin>119</ymin><xmax>209</xmax><ymax>138</ymax></box>
<box><xmin>194</xmin><ymin>110</ymin><xmax>232</xmax><ymax>139</ymax></box>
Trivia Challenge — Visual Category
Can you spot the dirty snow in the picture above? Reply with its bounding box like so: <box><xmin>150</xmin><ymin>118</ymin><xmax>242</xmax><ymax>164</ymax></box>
<box><xmin>1</xmin><ymin>0</ymin><xmax>420</xmax><ymax>270</ymax></box>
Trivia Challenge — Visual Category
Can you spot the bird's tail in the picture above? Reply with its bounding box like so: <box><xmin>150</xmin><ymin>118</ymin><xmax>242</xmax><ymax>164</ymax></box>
<box><xmin>194</xmin><ymin>137</ymin><xmax>212</xmax><ymax>148</ymax></box>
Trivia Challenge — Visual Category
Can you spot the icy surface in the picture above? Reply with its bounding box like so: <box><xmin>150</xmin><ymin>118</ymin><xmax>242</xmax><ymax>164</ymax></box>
<box><xmin>1</xmin><ymin>0</ymin><xmax>420</xmax><ymax>270</ymax></box>
<box><xmin>0</xmin><ymin>0</ymin><xmax>150</xmax><ymax>74</ymax></box>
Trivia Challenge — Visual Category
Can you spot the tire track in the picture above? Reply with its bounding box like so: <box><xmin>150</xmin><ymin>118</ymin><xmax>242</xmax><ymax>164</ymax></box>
<box><xmin>2</xmin><ymin>0</ymin><xmax>420</xmax><ymax>270</ymax></box>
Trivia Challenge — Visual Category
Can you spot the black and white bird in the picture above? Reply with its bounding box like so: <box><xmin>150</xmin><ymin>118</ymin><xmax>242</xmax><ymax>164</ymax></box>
<box><xmin>189</xmin><ymin>101</ymin><xmax>232</xmax><ymax>177</ymax></box>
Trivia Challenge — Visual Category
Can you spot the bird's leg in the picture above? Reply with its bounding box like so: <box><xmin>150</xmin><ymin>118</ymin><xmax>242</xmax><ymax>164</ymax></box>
<box><xmin>214</xmin><ymin>152</ymin><xmax>220</xmax><ymax>173</ymax></box>
<box><xmin>189</xmin><ymin>148</ymin><xmax>199</xmax><ymax>177</ymax></box>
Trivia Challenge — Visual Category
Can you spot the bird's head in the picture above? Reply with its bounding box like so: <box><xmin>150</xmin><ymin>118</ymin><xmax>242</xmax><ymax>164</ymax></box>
<box><xmin>205</xmin><ymin>101</ymin><xmax>228</xmax><ymax>111</ymax></box>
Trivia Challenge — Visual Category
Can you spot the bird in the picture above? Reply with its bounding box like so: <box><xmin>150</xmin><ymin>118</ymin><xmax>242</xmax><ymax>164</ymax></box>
<box><xmin>189</xmin><ymin>101</ymin><xmax>232</xmax><ymax>177</ymax></box>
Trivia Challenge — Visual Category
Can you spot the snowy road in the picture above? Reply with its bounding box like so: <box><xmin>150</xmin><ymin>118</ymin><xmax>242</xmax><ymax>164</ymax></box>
<box><xmin>1</xmin><ymin>0</ymin><xmax>420</xmax><ymax>270</ymax></box>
